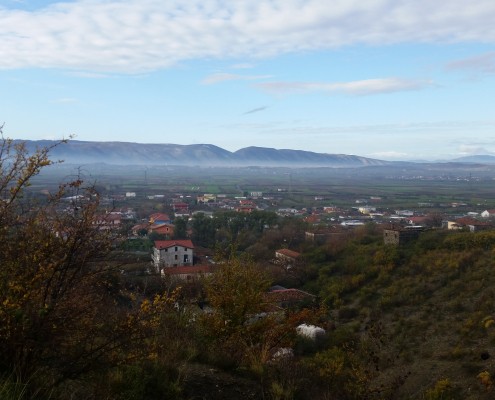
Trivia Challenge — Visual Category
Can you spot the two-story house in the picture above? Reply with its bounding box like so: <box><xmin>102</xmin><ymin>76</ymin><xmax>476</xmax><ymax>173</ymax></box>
<box><xmin>152</xmin><ymin>239</ymin><xmax>194</xmax><ymax>273</ymax></box>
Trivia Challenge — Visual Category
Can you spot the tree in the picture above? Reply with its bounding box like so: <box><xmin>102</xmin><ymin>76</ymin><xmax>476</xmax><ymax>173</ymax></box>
<box><xmin>0</xmin><ymin>130</ymin><xmax>174</xmax><ymax>396</ymax></box>
<box><xmin>191</xmin><ymin>212</ymin><xmax>216</xmax><ymax>247</ymax></box>
<box><xmin>172</xmin><ymin>216</ymin><xmax>187</xmax><ymax>239</ymax></box>
<box><xmin>201</xmin><ymin>249</ymin><xmax>320</xmax><ymax>372</ymax></box>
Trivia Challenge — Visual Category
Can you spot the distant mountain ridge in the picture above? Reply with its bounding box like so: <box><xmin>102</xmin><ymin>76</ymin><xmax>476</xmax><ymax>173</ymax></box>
<box><xmin>19</xmin><ymin>140</ymin><xmax>389</xmax><ymax>167</ymax></box>
<box><xmin>450</xmin><ymin>155</ymin><xmax>495</xmax><ymax>164</ymax></box>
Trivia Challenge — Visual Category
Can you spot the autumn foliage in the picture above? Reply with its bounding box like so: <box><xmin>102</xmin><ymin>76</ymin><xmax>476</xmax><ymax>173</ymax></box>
<box><xmin>0</xmin><ymin>130</ymin><xmax>178</xmax><ymax>397</ymax></box>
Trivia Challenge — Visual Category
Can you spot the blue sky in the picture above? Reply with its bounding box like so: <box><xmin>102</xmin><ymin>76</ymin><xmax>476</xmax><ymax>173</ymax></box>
<box><xmin>1</xmin><ymin>0</ymin><xmax>495</xmax><ymax>160</ymax></box>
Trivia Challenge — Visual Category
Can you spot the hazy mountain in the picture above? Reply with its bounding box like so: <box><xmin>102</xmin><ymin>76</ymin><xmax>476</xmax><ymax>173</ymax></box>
<box><xmin>233</xmin><ymin>146</ymin><xmax>384</xmax><ymax>166</ymax></box>
<box><xmin>19</xmin><ymin>140</ymin><xmax>388</xmax><ymax>167</ymax></box>
<box><xmin>450</xmin><ymin>155</ymin><xmax>495</xmax><ymax>164</ymax></box>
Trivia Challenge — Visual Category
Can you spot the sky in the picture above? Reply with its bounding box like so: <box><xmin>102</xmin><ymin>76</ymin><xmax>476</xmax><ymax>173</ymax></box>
<box><xmin>1</xmin><ymin>0</ymin><xmax>495</xmax><ymax>161</ymax></box>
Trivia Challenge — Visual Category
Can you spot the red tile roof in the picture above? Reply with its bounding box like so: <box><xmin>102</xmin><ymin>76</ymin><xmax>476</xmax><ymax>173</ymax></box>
<box><xmin>275</xmin><ymin>249</ymin><xmax>301</xmax><ymax>259</ymax></box>
<box><xmin>263</xmin><ymin>289</ymin><xmax>315</xmax><ymax>304</ymax></box>
<box><xmin>154</xmin><ymin>239</ymin><xmax>194</xmax><ymax>249</ymax></box>
<box><xmin>455</xmin><ymin>217</ymin><xmax>490</xmax><ymax>226</ymax></box>
<box><xmin>149</xmin><ymin>213</ymin><xmax>170</xmax><ymax>223</ymax></box>
<box><xmin>151</xmin><ymin>224</ymin><xmax>175</xmax><ymax>234</ymax></box>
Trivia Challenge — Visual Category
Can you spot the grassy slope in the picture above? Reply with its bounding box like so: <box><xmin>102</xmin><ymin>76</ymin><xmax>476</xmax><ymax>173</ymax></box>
<box><xmin>316</xmin><ymin>229</ymin><xmax>495</xmax><ymax>399</ymax></box>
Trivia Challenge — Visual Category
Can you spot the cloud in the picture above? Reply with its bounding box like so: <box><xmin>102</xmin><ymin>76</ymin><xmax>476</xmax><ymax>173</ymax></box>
<box><xmin>368</xmin><ymin>151</ymin><xmax>409</xmax><ymax>159</ymax></box>
<box><xmin>446</xmin><ymin>52</ymin><xmax>495</xmax><ymax>75</ymax></box>
<box><xmin>458</xmin><ymin>144</ymin><xmax>494</xmax><ymax>155</ymax></box>
<box><xmin>201</xmin><ymin>73</ymin><xmax>271</xmax><ymax>85</ymax></box>
<box><xmin>243</xmin><ymin>106</ymin><xmax>268</xmax><ymax>115</ymax></box>
<box><xmin>256</xmin><ymin>78</ymin><xmax>433</xmax><ymax>95</ymax></box>
<box><xmin>219</xmin><ymin>120</ymin><xmax>495</xmax><ymax>136</ymax></box>
<box><xmin>230</xmin><ymin>63</ymin><xmax>256</xmax><ymax>69</ymax></box>
<box><xmin>66</xmin><ymin>71</ymin><xmax>115</xmax><ymax>79</ymax></box>
<box><xmin>1</xmin><ymin>0</ymin><xmax>495</xmax><ymax>73</ymax></box>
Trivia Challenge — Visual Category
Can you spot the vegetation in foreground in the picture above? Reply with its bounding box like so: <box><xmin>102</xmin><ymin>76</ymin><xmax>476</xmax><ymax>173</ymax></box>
<box><xmin>1</xmin><ymin>133</ymin><xmax>495</xmax><ymax>399</ymax></box>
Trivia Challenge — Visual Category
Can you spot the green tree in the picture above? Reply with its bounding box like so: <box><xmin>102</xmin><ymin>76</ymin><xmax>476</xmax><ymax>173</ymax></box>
<box><xmin>191</xmin><ymin>212</ymin><xmax>216</xmax><ymax>247</ymax></box>
<box><xmin>172</xmin><ymin>216</ymin><xmax>187</xmax><ymax>239</ymax></box>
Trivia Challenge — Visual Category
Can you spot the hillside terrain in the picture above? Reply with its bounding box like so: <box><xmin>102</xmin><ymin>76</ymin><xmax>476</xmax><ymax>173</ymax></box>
<box><xmin>303</xmin><ymin>227</ymin><xmax>495</xmax><ymax>399</ymax></box>
<box><xmin>3</xmin><ymin>138</ymin><xmax>495</xmax><ymax>400</ymax></box>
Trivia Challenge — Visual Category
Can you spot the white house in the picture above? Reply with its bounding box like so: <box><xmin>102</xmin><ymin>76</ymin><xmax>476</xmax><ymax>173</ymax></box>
<box><xmin>481</xmin><ymin>209</ymin><xmax>495</xmax><ymax>218</ymax></box>
<box><xmin>358</xmin><ymin>206</ymin><xmax>376</xmax><ymax>215</ymax></box>
<box><xmin>152</xmin><ymin>240</ymin><xmax>194</xmax><ymax>272</ymax></box>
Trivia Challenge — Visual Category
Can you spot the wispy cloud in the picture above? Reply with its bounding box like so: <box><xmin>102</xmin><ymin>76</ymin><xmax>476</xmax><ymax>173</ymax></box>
<box><xmin>368</xmin><ymin>151</ymin><xmax>409</xmax><ymax>159</ymax></box>
<box><xmin>66</xmin><ymin>71</ymin><xmax>115</xmax><ymax>79</ymax></box>
<box><xmin>202</xmin><ymin>73</ymin><xmax>271</xmax><ymax>85</ymax></box>
<box><xmin>446</xmin><ymin>52</ymin><xmax>495</xmax><ymax>75</ymax></box>
<box><xmin>257</xmin><ymin>78</ymin><xmax>434</xmax><ymax>96</ymax></box>
<box><xmin>219</xmin><ymin>120</ymin><xmax>495</xmax><ymax>135</ymax></box>
<box><xmin>1</xmin><ymin>1</ymin><xmax>495</xmax><ymax>73</ymax></box>
<box><xmin>243</xmin><ymin>106</ymin><xmax>268</xmax><ymax>115</ymax></box>
<box><xmin>458</xmin><ymin>144</ymin><xmax>494</xmax><ymax>155</ymax></box>
<box><xmin>230</xmin><ymin>63</ymin><xmax>256</xmax><ymax>69</ymax></box>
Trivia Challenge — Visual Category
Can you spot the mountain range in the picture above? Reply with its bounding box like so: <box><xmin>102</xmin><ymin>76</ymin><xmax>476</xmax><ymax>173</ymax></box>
<box><xmin>451</xmin><ymin>155</ymin><xmax>495</xmax><ymax>164</ymax></box>
<box><xmin>20</xmin><ymin>140</ymin><xmax>390</xmax><ymax>167</ymax></box>
<box><xmin>19</xmin><ymin>140</ymin><xmax>495</xmax><ymax>168</ymax></box>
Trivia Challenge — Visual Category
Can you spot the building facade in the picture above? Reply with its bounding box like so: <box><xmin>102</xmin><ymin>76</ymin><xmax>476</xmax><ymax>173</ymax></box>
<box><xmin>152</xmin><ymin>240</ymin><xmax>194</xmax><ymax>272</ymax></box>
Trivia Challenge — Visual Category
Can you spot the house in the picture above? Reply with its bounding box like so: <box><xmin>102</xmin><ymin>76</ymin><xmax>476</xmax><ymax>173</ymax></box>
<box><xmin>275</xmin><ymin>248</ymin><xmax>301</xmax><ymax>265</ymax></box>
<box><xmin>395</xmin><ymin>210</ymin><xmax>414</xmax><ymax>217</ymax></box>
<box><xmin>172</xmin><ymin>202</ymin><xmax>189</xmax><ymax>213</ymax></box>
<box><xmin>481</xmin><ymin>209</ymin><xmax>495</xmax><ymax>218</ymax></box>
<box><xmin>93</xmin><ymin>213</ymin><xmax>121</xmax><ymax>230</ymax></box>
<box><xmin>149</xmin><ymin>223</ymin><xmax>175</xmax><ymax>237</ymax></box>
<box><xmin>277</xmin><ymin>208</ymin><xmax>299</xmax><ymax>216</ymax></box>
<box><xmin>358</xmin><ymin>206</ymin><xmax>376</xmax><ymax>215</ymax></box>
<box><xmin>305</xmin><ymin>227</ymin><xmax>348</xmax><ymax>244</ymax></box>
<box><xmin>131</xmin><ymin>223</ymin><xmax>149</xmax><ymax>236</ymax></box>
<box><xmin>406</xmin><ymin>216</ymin><xmax>429</xmax><ymax>226</ymax></box>
<box><xmin>149</xmin><ymin>213</ymin><xmax>171</xmax><ymax>225</ymax></box>
<box><xmin>304</xmin><ymin>214</ymin><xmax>322</xmax><ymax>225</ymax></box>
<box><xmin>152</xmin><ymin>239</ymin><xmax>194</xmax><ymax>271</ymax></box>
<box><xmin>239</xmin><ymin>199</ymin><xmax>256</xmax><ymax>207</ymax></box>
<box><xmin>444</xmin><ymin>217</ymin><xmax>491</xmax><ymax>232</ymax></box>
<box><xmin>383</xmin><ymin>226</ymin><xmax>424</xmax><ymax>245</ymax></box>
<box><xmin>197</xmin><ymin>194</ymin><xmax>216</xmax><ymax>204</ymax></box>
<box><xmin>236</xmin><ymin>205</ymin><xmax>257</xmax><ymax>213</ymax></box>
<box><xmin>263</xmin><ymin>287</ymin><xmax>316</xmax><ymax>309</ymax></box>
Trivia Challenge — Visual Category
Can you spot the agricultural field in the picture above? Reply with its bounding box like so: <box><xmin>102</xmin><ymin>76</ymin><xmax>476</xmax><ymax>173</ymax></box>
<box><xmin>32</xmin><ymin>163</ymin><xmax>495</xmax><ymax>212</ymax></box>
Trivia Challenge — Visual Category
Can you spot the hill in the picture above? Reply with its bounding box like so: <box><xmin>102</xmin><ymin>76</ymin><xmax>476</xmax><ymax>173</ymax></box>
<box><xmin>451</xmin><ymin>155</ymin><xmax>495</xmax><ymax>164</ymax></box>
<box><xmin>19</xmin><ymin>140</ymin><xmax>388</xmax><ymax>167</ymax></box>
<box><xmin>306</xmin><ymin>227</ymin><xmax>495</xmax><ymax>399</ymax></box>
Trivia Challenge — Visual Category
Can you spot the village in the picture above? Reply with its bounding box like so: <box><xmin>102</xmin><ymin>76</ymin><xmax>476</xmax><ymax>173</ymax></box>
<box><xmin>87</xmin><ymin>186</ymin><xmax>495</xmax><ymax>284</ymax></box>
<box><xmin>5</xmin><ymin>143</ymin><xmax>495</xmax><ymax>398</ymax></box>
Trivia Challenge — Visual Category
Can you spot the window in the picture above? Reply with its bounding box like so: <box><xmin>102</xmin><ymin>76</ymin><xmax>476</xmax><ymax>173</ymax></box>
<box><xmin>175</xmin><ymin>255</ymin><xmax>178</xmax><ymax>260</ymax></box>
<box><xmin>175</xmin><ymin>246</ymin><xmax>178</xmax><ymax>251</ymax></box>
